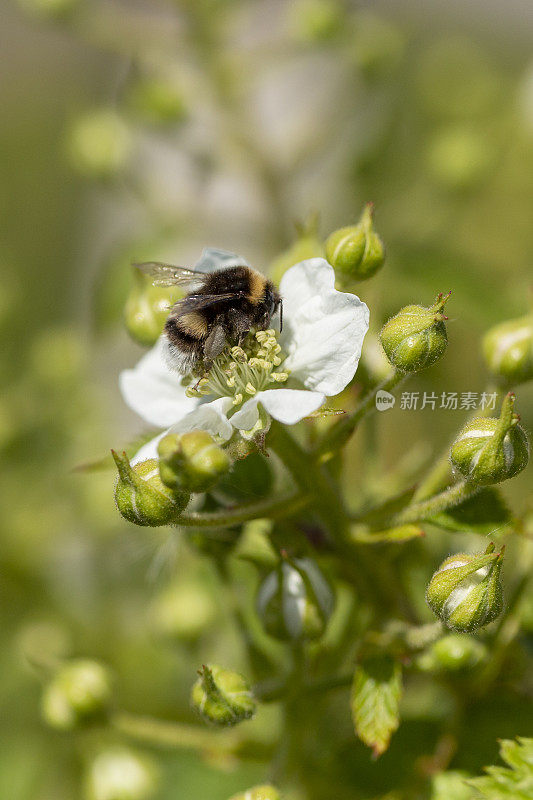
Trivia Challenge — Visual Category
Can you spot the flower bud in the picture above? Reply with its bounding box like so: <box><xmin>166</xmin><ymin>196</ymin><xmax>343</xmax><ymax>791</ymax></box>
<box><xmin>325</xmin><ymin>203</ymin><xmax>385</xmax><ymax>282</ymax></box>
<box><xmin>229</xmin><ymin>786</ymin><xmax>281</xmax><ymax>800</ymax></box>
<box><xmin>256</xmin><ymin>555</ymin><xmax>335</xmax><ymax>641</ymax></box>
<box><xmin>149</xmin><ymin>578</ymin><xmax>218</xmax><ymax>641</ymax></box>
<box><xmin>450</xmin><ymin>393</ymin><xmax>529</xmax><ymax>485</ymax></box>
<box><xmin>270</xmin><ymin>215</ymin><xmax>325</xmax><ymax>285</ymax></box>
<box><xmin>379</xmin><ymin>291</ymin><xmax>450</xmax><ymax>372</ymax></box>
<box><xmin>350</xmin><ymin>12</ymin><xmax>405</xmax><ymax>80</ymax></box>
<box><xmin>16</xmin><ymin>0</ymin><xmax>78</xmax><ymax>19</ymax></box>
<box><xmin>427</xmin><ymin>127</ymin><xmax>495</xmax><ymax>191</ymax></box>
<box><xmin>127</xmin><ymin>76</ymin><xmax>186</xmax><ymax>126</ymax></box>
<box><xmin>85</xmin><ymin>747</ymin><xmax>158</xmax><ymax>800</ymax></box>
<box><xmin>482</xmin><ymin>314</ymin><xmax>533</xmax><ymax>386</ymax></box>
<box><xmin>191</xmin><ymin>664</ymin><xmax>256</xmax><ymax>726</ymax></box>
<box><xmin>288</xmin><ymin>0</ymin><xmax>344</xmax><ymax>43</ymax></box>
<box><xmin>426</xmin><ymin>544</ymin><xmax>504</xmax><ymax>633</ymax></box>
<box><xmin>124</xmin><ymin>268</ymin><xmax>182</xmax><ymax>347</ymax></box>
<box><xmin>157</xmin><ymin>431</ymin><xmax>231</xmax><ymax>493</ymax></box>
<box><xmin>67</xmin><ymin>110</ymin><xmax>132</xmax><ymax>179</ymax></box>
<box><xmin>41</xmin><ymin>659</ymin><xmax>113</xmax><ymax>730</ymax></box>
<box><xmin>418</xmin><ymin>633</ymin><xmax>487</xmax><ymax>673</ymax></box>
<box><xmin>113</xmin><ymin>451</ymin><xmax>189</xmax><ymax>527</ymax></box>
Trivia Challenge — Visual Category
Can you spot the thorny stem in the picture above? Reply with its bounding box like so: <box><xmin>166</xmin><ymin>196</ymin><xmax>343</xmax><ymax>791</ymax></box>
<box><xmin>313</xmin><ymin>371</ymin><xmax>405</xmax><ymax>459</ymax></box>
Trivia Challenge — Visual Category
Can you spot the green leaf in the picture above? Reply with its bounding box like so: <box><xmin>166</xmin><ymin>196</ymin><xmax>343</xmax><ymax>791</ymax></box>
<box><xmin>355</xmin><ymin>487</ymin><xmax>418</xmax><ymax>529</ymax></box>
<box><xmin>350</xmin><ymin>524</ymin><xmax>424</xmax><ymax>544</ymax></box>
<box><xmin>429</xmin><ymin>488</ymin><xmax>512</xmax><ymax>535</ymax></box>
<box><xmin>351</xmin><ymin>655</ymin><xmax>402</xmax><ymax>757</ymax></box>
<box><xmin>466</xmin><ymin>739</ymin><xmax>533</xmax><ymax>799</ymax></box>
<box><xmin>467</xmin><ymin>738</ymin><xmax>533</xmax><ymax>799</ymax></box>
<box><xmin>431</xmin><ymin>771</ymin><xmax>473</xmax><ymax>800</ymax></box>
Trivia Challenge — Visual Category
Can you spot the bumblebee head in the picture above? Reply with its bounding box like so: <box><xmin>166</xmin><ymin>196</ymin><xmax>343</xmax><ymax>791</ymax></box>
<box><xmin>263</xmin><ymin>281</ymin><xmax>283</xmax><ymax>332</ymax></box>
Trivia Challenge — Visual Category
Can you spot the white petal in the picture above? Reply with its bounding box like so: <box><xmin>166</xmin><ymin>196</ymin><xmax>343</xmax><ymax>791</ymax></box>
<box><xmin>169</xmin><ymin>397</ymin><xmax>235</xmax><ymax>441</ymax></box>
<box><xmin>280</xmin><ymin>258</ymin><xmax>369</xmax><ymax>396</ymax></box>
<box><xmin>230</xmin><ymin>389</ymin><xmax>325</xmax><ymax>429</ymax></box>
<box><xmin>119</xmin><ymin>337</ymin><xmax>198</xmax><ymax>427</ymax></box>
<box><xmin>195</xmin><ymin>247</ymin><xmax>251</xmax><ymax>272</ymax></box>
<box><xmin>130</xmin><ymin>430</ymin><xmax>170</xmax><ymax>465</ymax></box>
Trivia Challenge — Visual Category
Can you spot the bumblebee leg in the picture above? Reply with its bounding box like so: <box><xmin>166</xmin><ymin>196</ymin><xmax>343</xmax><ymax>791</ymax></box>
<box><xmin>224</xmin><ymin>307</ymin><xmax>250</xmax><ymax>345</ymax></box>
<box><xmin>203</xmin><ymin>325</ymin><xmax>227</xmax><ymax>363</ymax></box>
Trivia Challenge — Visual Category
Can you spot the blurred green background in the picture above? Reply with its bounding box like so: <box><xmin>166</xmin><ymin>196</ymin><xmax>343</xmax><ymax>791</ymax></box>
<box><xmin>1</xmin><ymin>1</ymin><xmax>532</xmax><ymax>798</ymax></box>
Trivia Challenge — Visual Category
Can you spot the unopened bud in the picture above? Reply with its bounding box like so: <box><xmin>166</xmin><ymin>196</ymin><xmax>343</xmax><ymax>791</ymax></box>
<box><xmin>426</xmin><ymin>544</ymin><xmax>504</xmax><ymax>632</ymax></box>
<box><xmin>350</xmin><ymin>12</ymin><xmax>405</xmax><ymax>80</ymax></box>
<box><xmin>229</xmin><ymin>786</ymin><xmax>281</xmax><ymax>800</ymax></box>
<box><xmin>450</xmin><ymin>393</ymin><xmax>529</xmax><ymax>485</ymax></box>
<box><xmin>380</xmin><ymin>291</ymin><xmax>450</xmax><ymax>372</ymax></box>
<box><xmin>289</xmin><ymin>0</ymin><xmax>344</xmax><ymax>43</ymax></box>
<box><xmin>191</xmin><ymin>664</ymin><xmax>256</xmax><ymax>726</ymax></box>
<box><xmin>67</xmin><ymin>110</ymin><xmax>132</xmax><ymax>179</ymax></box>
<box><xmin>124</xmin><ymin>268</ymin><xmax>181</xmax><ymax>346</ymax></box>
<box><xmin>149</xmin><ymin>578</ymin><xmax>217</xmax><ymax>641</ymax></box>
<box><xmin>113</xmin><ymin>451</ymin><xmax>189</xmax><ymax>526</ymax></box>
<box><xmin>427</xmin><ymin>127</ymin><xmax>495</xmax><ymax>191</ymax></box>
<box><xmin>41</xmin><ymin>659</ymin><xmax>113</xmax><ymax>730</ymax></box>
<box><xmin>17</xmin><ymin>0</ymin><xmax>78</xmax><ymax>19</ymax></box>
<box><xmin>256</xmin><ymin>555</ymin><xmax>334</xmax><ymax>641</ymax></box>
<box><xmin>482</xmin><ymin>314</ymin><xmax>533</xmax><ymax>386</ymax></box>
<box><xmin>158</xmin><ymin>431</ymin><xmax>231</xmax><ymax>493</ymax></box>
<box><xmin>270</xmin><ymin>214</ymin><xmax>325</xmax><ymax>284</ymax></box>
<box><xmin>127</xmin><ymin>76</ymin><xmax>186</xmax><ymax>126</ymax></box>
<box><xmin>418</xmin><ymin>633</ymin><xmax>487</xmax><ymax>672</ymax></box>
<box><xmin>326</xmin><ymin>203</ymin><xmax>385</xmax><ymax>282</ymax></box>
<box><xmin>85</xmin><ymin>747</ymin><xmax>158</xmax><ymax>800</ymax></box>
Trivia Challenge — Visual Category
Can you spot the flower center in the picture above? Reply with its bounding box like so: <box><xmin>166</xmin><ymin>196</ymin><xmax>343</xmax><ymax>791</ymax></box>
<box><xmin>184</xmin><ymin>329</ymin><xmax>289</xmax><ymax>406</ymax></box>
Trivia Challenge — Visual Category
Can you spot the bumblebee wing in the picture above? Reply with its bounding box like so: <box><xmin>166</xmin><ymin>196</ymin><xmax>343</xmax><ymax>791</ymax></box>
<box><xmin>168</xmin><ymin>292</ymin><xmax>239</xmax><ymax>317</ymax></box>
<box><xmin>133</xmin><ymin>262</ymin><xmax>204</xmax><ymax>287</ymax></box>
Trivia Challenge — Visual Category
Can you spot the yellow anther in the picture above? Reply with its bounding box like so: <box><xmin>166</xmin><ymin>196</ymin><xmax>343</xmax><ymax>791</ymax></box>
<box><xmin>231</xmin><ymin>346</ymin><xmax>247</xmax><ymax>362</ymax></box>
<box><xmin>272</xmin><ymin>356</ymin><xmax>282</xmax><ymax>366</ymax></box>
<box><xmin>245</xmin><ymin>382</ymin><xmax>257</xmax><ymax>395</ymax></box>
<box><xmin>232</xmin><ymin>393</ymin><xmax>243</xmax><ymax>406</ymax></box>
<box><xmin>270</xmin><ymin>372</ymin><xmax>289</xmax><ymax>382</ymax></box>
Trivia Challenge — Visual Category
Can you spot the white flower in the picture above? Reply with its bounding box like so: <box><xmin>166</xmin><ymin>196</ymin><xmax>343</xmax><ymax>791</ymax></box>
<box><xmin>120</xmin><ymin>249</ymin><xmax>369</xmax><ymax>463</ymax></box>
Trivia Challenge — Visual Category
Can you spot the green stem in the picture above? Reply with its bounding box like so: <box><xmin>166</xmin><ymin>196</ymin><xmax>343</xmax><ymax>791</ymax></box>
<box><xmin>111</xmin><ymin>712</ymin><xmax>240</xmax><ymax>752</ymax></box>
<box><xmin>270</xmin><ymin>426</ymin><xmax>411</xmax><ymax>614</ymax></box>
<box><xmin>413</xmin><ymin>384</ymin><xmax>501</xmax><ymax>501</ymax></box>
<box><xmin>268</xmin><ymin>421</ymin><xmax>349</xmax><ymax>544</ymax></box>
<box><xmin>313</xmin><ymin>371</ymin><xmax>405</xmax><ymax>459</ymax></box>
<box><xmin>172</xmin><ymin>491</ymin><xmax>308</xmax><ymax>529</ymax></box>
<box><xmin>112</xmin><ymin>711</ymin><xmax>274</xmax><ymax>761</ymax></box>
<box><xmin>389</xmin><ymin>481</ymin><xmax>479</xmax><ymax>526</ymax></box>
<box><xmin>475</xmin><ymin>537</ymin><xmax>533</xmax><ymax>693</ymax></box>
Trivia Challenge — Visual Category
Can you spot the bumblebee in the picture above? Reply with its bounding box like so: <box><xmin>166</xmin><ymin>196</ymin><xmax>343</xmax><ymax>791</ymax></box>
<box><xmin>134</xmin><ymin>260</ymin><xmax>282</xmax><ymax>374</ymax></box>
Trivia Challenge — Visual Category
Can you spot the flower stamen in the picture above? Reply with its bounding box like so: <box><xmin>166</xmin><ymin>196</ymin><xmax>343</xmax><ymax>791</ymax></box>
<box><xmin>184</xmin><ymin>330</ymin><xmax>290</xmax><ymax>408</ymax></box>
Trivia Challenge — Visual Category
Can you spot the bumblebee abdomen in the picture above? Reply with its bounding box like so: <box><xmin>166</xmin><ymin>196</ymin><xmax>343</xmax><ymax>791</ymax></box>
<box><xmin>176</xmin><ymin>311</ymin><xmax>209</xmax><ymax>338</ymax></box>
<box><xmin>165</xmin><ymin>317</ymin><xmax>205</xmax><ymax>349</ymax></box>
